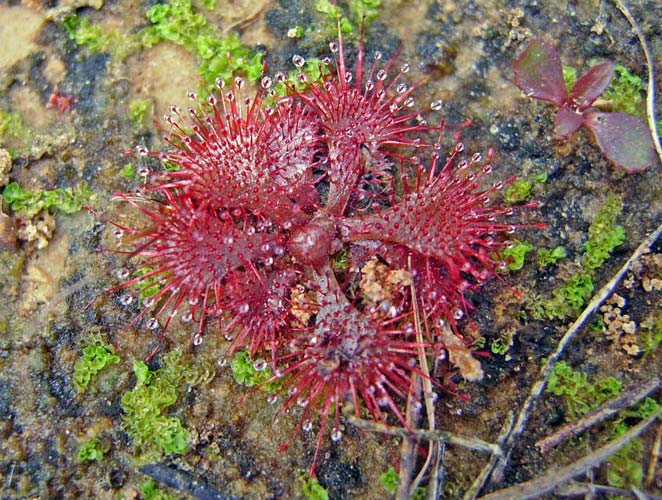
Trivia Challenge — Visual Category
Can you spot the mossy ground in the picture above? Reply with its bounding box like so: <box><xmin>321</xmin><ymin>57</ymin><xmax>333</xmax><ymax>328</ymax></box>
<box><xmin>0</xmin><ymin>1</ymin><xmax>660</xmax><ymax>499</ymax></box>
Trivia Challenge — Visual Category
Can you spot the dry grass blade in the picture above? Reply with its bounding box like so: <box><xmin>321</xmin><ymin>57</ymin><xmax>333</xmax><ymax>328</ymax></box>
<box><xmin>613</xmin><ymin>0</ymin><xmax>662</xmax><ymax>164</ymax></box>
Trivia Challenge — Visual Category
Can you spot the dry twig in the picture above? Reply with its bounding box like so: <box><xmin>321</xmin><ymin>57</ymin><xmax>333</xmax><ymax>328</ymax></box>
<box><xmin>469</xmin><ymin>222</ymin><xmax>662</xmax><ymax>497</ymax></box>
<box><xmin>536</xmin><ymin>377</ymin><xmax>661</xmax><ymax>453</ymax></box>
<box><xmin>477</xmin><ymin>408</ymin><xmax>662</xmax><ymax>500</ymax></box>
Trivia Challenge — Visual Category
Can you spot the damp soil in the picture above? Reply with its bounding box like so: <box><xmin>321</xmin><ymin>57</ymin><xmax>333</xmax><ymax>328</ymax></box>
<box><xmin>0</xmin><ymin>1</ymin><xmax>661</xmax><ymax>499</ymax></box>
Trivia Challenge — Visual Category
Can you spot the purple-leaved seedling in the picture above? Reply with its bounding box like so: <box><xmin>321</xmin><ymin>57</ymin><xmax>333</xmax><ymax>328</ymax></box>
<box><xmin>513</xmin><ymin>38</ymin><xmax>656</xmax><ymax>173</ymax></box>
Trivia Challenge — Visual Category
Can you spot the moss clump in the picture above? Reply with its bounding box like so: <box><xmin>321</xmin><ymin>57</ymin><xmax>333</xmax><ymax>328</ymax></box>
<box><xmin>582</xmin><ymin>194</ymin><xmax>625</xmax><ymax>271</ymax></box>
<box><xmin>73</xmin><ymin>343</ymin><xmax>120</xmax><ymax>392</ymax></box>
<box><xmin>0</xmin><ymin>109</ymin><xmax>27</xmax><ymax>144</ymax></box>
<box><xmin>379</xmin><ymin>466</ymin><xmax>426</xmax><ymax>500</ymax></box>
<box><xmin>502</xmin><ymin>240</ymin><xmax>533</xmax><ymax>271</ymax></box>
<box><xmin>502</xmin><ymin>179</ymin><xmax>532</xmax><ymax>205</ymax></box>
<box><xmin>140</xmin><ymin>480</ymin><xmax>175</xmax><ymax>500</ymax></box>
<box><xmin>128</xmin><ymin>100</ymin><xmax>151</xmax><ymax>127</ymax></box>
<box><xmin>121</xmin><ymin>358</ymin><xmax>188</xmax><ymax>458</ymax></box>
<box><xmin>547</xmin><ymin>361</ymin><xmax>622</xmax><ymax>419</ymax></box>
<box><xmin>300</xmin><ymin>475</ymin><xmax>329</xmax><ymax>500</ymax></box>
<box><xmin>2</xmin><ymin>181</ymin><xmax>94</xmax><ymax>218</ymax></box>
<box><xmin>141</xmin><ymin>0</ymin><xmax>262</xmax><ymax>87</ymax></box>
<box><xmin>602</xmin><ymin>65</ymin><xmax>643</xmax><ymax>117</ymax></box>
<box><xmin>77</xmin><ymin>437</ymin><xmax>105</xmax><ymax>462</ymax></box>
<box><xmin>231</xmin><ymin>350</ymin><xmax>281</xmax><ymax>393</ymax></box>
<box><xmin>607</xmin><ymin>398</ymin><xmax>660</xmax><ymax>488</ymax></box>
<box><xmin>640</xmin><ymin>313</ymin><xmax>662</xmax><ymax>355</ymax></box>
<box><xmin>534</xmin><ymin>274</ymin><xmax>594</xmax><ymax>320</ymax></box>
<box><xmin>536</xmin><ymin>246</ymin><xmax>567</xmax><ymax>268</ymax></box>
<box><xmin>62</xmin><ymin>15</ymin><xmax>106</xmax><ymax>53</ymax></box>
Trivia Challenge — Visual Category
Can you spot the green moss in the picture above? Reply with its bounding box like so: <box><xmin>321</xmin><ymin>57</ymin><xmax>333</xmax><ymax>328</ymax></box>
<box><xmin>531</xmin><ymin>274</ymin><xmax>594</xmax><ymax>320</ymax></box>
<box><xmin>231</xmin><ymin>350</ymin><xmax>281</xmax><ymax>393</ymax></box>
<box><xmin>315</xmin><ymin>0</ymin><xmax>353</xmax><ymax>33</ymax></box>
<box><xmin>62</xmin><ymin>15</ymin><xmax>106</xmax><ymax>53</ymax></box>
<box><xmin>502</xmin><ymin>179</ymin><xmax>532</xmax><ymax>205</ymax></box>
<box><xmin>582</xmin><ymin>194</ymin><xmax>625</xmax><ymax>271</ymax></box>
<box><xmin>2</xmin><ymin>181</ymin><xmax>94</xmax><ymax>218</ymax></box>
<box><xmin>331</xmin><ymin>245</ymin><xmax>349</xmax><ymax>272</ymax></box>
<box><xmin>132</xmin><ymin>267</ymin><xmax>163</xmax><ymax>304</ymax></box>
<box><xmin>378</xmin><ymin>466</ymin><xmax>426</xmax><ymax>499</ymax></box>
<box><xmin>121</xmin><ymin>359</ymin><xmax>187</xmax><ymax>458</ymax></box>
<box><xmin>562</xmin><ymin>65</ymin><xmax>577</xmax><ymax>92</ymax></box>
<box><xmin>536</xmin><ymin>246</ymin><xmax>567</xmax><ymax>268</ymax></box>
<box><xmin>140</xmin><ymin>480</ymin><xmax>175</xmax><ymax>500</ymax></box>
<box><xmin>502</xmin><ymin>240</ymin><xmax>533</xmax><ymax>271</ymax></box>
<box><xmin>640</xmin><ymin>313</ymin><xmax>662</xmax><ymax>355</ymax></box>
<box><xmin>142</xmin><ymin>0</ymin><xmax>262</xmax><ymax>87</ymax></box>
<box><xmin>607</xmin><ymin>398</ymin><xmax>660</xmax><ymax>489</ymax></box>
<box><xmin>301</xmin><ymin>475</ymin><xmax>329</xmax><ymax>500</ymax></box>
<box><xmin>348</xmin><ymin>0</ymin><xmax>382</xmax><ymax>23</ymax></box>
<box><xmin>77</xmin><ymin>437</ymin><xmax>105</xmax><ymax>462</ymax></box>
<box><xmin>129</xmin><ymin>100</ymin><xmax>151</xmax><ymax>127</ymax></box>
<box><xmin>547</xmin><ymin>361</ymin><xmax>622</xmax><ymax>419</ymax></box>
<box><xmin>602</xmin><ymin>65</ymin><xmax>643</xmax><ymax>117</ymax></box>
<box><xmin>0</xmin><ymin>109</ymin><xmax>27</xmax><ymax>144</ymax></box>
<box><xmin>73</xmin><ymin>343</ymin><xmax>120</xmax><ymax>392</ymax></box>
<box><xmin>121</xmin><ymin>164</ymin><xmax>135</xmax><ymax>178</ymax></box>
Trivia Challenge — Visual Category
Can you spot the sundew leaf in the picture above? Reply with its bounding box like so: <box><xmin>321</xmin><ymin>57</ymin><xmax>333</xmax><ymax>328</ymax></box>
<box><xmin>584</xmin><ymin>111</ymin><xmax>656</xmax><ymax>173</ymax></box>
<box><xmin>568</xmin><ymin>61</ymin><xmax>614</xmax><ymax>111</ymax></box>
<box><xmin>513</xmin><ymin>39</ymin><xmax>567</xmax><ymax>106</ymax></box>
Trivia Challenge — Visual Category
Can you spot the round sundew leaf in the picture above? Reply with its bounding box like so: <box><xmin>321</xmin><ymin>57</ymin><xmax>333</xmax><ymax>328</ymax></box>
<box><xmin>554</xmin><ymin>104</ymin><xmax>586</xmax><ymax>138</ymax></box>
<box><xmin>568</xmin><ymin>61</ymin><xmax>614</xmax><ymax>111</ymax></box>
<box><xmin>584</xmin><ymin>111</ymin><xmax>657</xmax><ymax>173</ymax></box>
<box><xmin>513</xmin><ymin>39</ymin><xmax>567</xmax><ymax>106</ymax></box>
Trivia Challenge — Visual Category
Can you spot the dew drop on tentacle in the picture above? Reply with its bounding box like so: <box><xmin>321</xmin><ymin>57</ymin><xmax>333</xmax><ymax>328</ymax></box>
<box><xmin>430</xmin><ymin>99</ymin><xmax>443</xmax><ymax>111</ymax></box>
<box><xmin>400</xmin><ymin>63</ymin><xmax>410</xmax><ymax>73</ymax></box>
<box><xmin>193</xmin><ymin>333</ymin><xmax>203</xmax><ymax>346</ymax></box>
<box><xmin>261</xmin><ymin>76</ymin><xmax>272</xmax><ymax>89</ymax></box>
<box><xmin>329</xmin><ymin>42</ymin><xmax>338</xmax><ymax>53</ymax></box>
<box><xmin>146</xmin><ymin>317</ymin><xmax>160</xmax><ymax>330</ymax></box>
<box><xmin>331</xmin><ymin>428</ymin><xmax>343</xmax><ymax>442</ymax></box>
<box><xmin>119</xmin><ymin>294</ymin><xmax>134</xmax><ymax>306</ymax></box>
<box><xmin>253</xmin><ymin>359</ymin><xmax>267</xmax><ymax>372</ymax></box>
<box><xmin>302</xmin><ymin>420</ymin><xmax>313</xmax><ymax>432</ymax></box>
<box><xmin>292</xmin><ymin>54</ymin><xmax>306</xmax><ymax>68</ymax></box>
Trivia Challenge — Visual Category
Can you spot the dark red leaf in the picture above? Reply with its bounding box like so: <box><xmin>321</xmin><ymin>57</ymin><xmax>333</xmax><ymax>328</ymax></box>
<box><xmin>568</xmin><ymin>61</ymin><xmax>614</xmax><ymax>111</ymax></box>
<box><xmin>554</xmin><ymin>105</ymin><xmax>585</xmax><ymax>138</ymax></box>
<box><xmin>584</xmin><ymin>111</ymin><xmax>657</xmax><ymax>173</ymax></box>
<box><xmin>513</xmin><ymin>39</ymin><xmax>567</xmax><ymax>107</ymax></box>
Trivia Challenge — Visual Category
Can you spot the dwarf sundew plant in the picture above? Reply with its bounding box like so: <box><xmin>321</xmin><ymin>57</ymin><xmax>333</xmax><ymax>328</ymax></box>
<box><xmin>110</xmin><ymin>27</ymin><xmax>541</xmax><ymax>473</ymax></box>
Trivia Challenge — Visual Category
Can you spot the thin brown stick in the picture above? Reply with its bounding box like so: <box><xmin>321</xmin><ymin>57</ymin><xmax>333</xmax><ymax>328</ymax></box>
<box><xmin>408</xmin><ymin>256</ymin><xmax>443</xmax><ymax>500</ymax></box>
<box><xmin>471</xmin><ymin>222</ymin><xmax>662</xmax><ymax>496</ymax></box>
<box><xmin>554</xmin><ymin>480</ymin><xmax>662</xmax><ymax>499</ymax></box>
<box><xmin>613</xmin><ymin>0</ymin><xmax>662</xmax><ymax>164</ymax></box>
<box><xmin>347</xmin><ymin>416</ymin><xmax>503</xmax><ymax>456</ymax></box>
<box><xmin>646</xmin><ymin>420</ymin><xmax>662</xmax><ymax>487</ymax></box>
<box><xmin>463</xmin><ymin>412</ymin><xmax>515</xmax><ymax>500</ymax></box>
<box><xmin>396</xmin><ymin>375</ymin><xmax>421</xmax><ymax>500</ymax></box>
<box><xmin>477</xmin><ymin>408</ymin><xmax>661</xmax><ymax>500</ymax></box>
<box><xmin>536</xmin><ymin>377</ymin><xmax>661</xmax><ymax>453</ymax></box>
